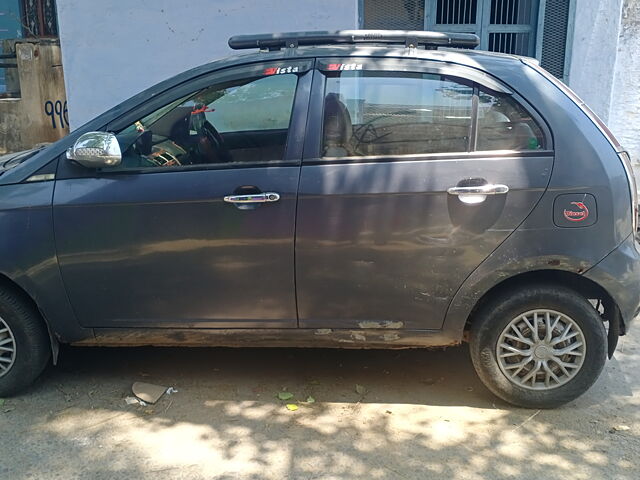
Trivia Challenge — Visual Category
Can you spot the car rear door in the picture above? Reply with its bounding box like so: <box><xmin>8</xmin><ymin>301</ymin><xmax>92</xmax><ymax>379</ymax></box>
<box><xmin>295</xmin><ymin>58</ymin><xmax>553</xmax><ymax>330</ymax></box>
<box><xmin>53</xmin><ymin>60</ymin><xmax>312</xmax><ymax>328</ymax></box>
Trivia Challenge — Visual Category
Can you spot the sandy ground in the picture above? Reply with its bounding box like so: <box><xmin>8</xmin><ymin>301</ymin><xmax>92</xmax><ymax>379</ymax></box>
<box><xmin>1</xmin><ymin>326</ymin><xmax>639</xmax><ymax>480</ymax></box>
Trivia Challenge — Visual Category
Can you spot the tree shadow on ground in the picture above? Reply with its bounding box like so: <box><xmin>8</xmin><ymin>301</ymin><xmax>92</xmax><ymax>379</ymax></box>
<box><xmin>2</xmin><ymin>343</ymin><xmax>638</xmax><ymax>479</ymax></box>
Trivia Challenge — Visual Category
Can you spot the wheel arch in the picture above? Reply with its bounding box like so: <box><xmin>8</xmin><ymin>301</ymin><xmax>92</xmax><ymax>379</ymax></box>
<box><xmin>0</xmin><ymin>273</ymin><xmax>58</xmax><ymax>364</ymax></box>
<box><xmin>463</xmin><ymin>269</ymin><xmax>621</xmax><ymax>358</ymax></box>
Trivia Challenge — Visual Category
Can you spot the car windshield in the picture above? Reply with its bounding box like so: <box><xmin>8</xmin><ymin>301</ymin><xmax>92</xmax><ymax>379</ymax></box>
<box><xmin>0</xmin><ymin>145</ymin><xmax>48</xmax><ymax>174</ymax></box>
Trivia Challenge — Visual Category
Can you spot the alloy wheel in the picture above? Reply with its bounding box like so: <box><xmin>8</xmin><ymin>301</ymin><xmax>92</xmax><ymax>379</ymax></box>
<box><xmin>0</xmin><ymin>316</ymin><xmax>16</xmax><ymax>378</ymax></box>
<box><xmin>496</xmin><ymin>309</ymin><xmax>586</xmax><ymax>390</ymax></box>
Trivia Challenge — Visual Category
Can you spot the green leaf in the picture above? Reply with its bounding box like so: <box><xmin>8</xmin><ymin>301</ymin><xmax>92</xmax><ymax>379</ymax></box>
<box><xmin>286</xmin><ymin>404</ymin><xmax>299</xmax><ymax>411</ymax></box>
<box><xmin>277</xmin><ymin>392</ymin><xmax>294</xmax><ymax>401</ymax></box>
<box><xmin>306</xmin><ymin>396</ymin><xmax>315</xmax><ymax>404</ymax></box>
<box><xmin>0</xmin><ymin>399</ymin><xmax>4</xmax><ymax>408</ymax></box>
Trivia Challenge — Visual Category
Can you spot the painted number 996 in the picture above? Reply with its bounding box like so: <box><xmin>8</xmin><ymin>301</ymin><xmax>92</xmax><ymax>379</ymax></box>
<box><xmin>44</xmin><ymin>100</ymin><xmax>69</xmax><ymax>129</ymax></box>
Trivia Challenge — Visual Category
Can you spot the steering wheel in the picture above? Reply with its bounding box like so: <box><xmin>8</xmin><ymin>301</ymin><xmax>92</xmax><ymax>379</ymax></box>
<box><xmin>190</xmin><ymin>105</ymin><xmax>232</xmax><ymax>163</ymax></box>
<box><xmin>351</xmin><ymin>116</ymin><xmax>392</xmax><ymax>152</ymax></box>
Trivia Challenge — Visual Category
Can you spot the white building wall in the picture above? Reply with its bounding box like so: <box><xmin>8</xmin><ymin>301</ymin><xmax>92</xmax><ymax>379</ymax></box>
<box><xmin>568</xmin><ymin>0</ymin><xmax>640</xmax><ymax>169</ymax></box>
<box><xmin>567</xmin><ymin>0</ymin><xmax>624</xmax><ymax>123</ymax></box>
<box><xmin>56</xmin><ymin>0</ymin><xmax>358</xmax><ymax>129</ymax></box>
<box><xmin>609</xmin><ymin>0</ymin><xmax>640</xmax><ymax>165</ymax></box>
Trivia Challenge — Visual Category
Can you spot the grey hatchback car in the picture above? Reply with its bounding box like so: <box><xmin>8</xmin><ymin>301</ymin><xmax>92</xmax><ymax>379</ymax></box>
<box><xmin>0</xmin><ymin>31</ymin><xmax>638</xmax><ymax>408</ymax></box>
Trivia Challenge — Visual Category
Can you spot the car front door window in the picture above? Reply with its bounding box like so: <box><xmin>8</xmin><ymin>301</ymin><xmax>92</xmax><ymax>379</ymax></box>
<box><xmin>114</xmin><ymin>74</ymin><xmax>298</xmax><ymax>169</ymax></box>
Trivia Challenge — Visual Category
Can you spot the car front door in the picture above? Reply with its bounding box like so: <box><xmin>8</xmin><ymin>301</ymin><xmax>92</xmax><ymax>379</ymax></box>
<box><xmin>295</xmin><ymin>58</ymin><xmax>553</xmax><ymax>330</ymax></box>
<box><xmin>53</xmin><ymin>60</ymin><xmax>312</xmax><ymax>328</ymax></box>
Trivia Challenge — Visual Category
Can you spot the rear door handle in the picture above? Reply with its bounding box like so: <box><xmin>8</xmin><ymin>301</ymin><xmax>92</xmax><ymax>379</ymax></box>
<box><xmin>223</xmin><ymin>192</ymin><xmax>280</xmax><ymax>204</ymax></box>
<box><xmin>447</xmin><ymin>184</ymin><xmax>509</xmax><ymax>195</ymax></box>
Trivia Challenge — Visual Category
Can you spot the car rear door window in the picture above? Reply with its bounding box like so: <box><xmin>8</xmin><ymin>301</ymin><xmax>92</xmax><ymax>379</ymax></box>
<box><xmin>115</xmin><ymin>74</ymin><xmax>297</xmax><ymax>168</ymax></box>
<box><xmin>476</xmin><ymin>88</ymin><xmax>545</xmax><ymax>151</ymax></box>
<box><xmin>319</xmin><ymin>68</ymin><xmax>547</xmax><ymax>159</ymax></box>
<box><xmin>322</xmin><ymin>71</ymin><xmax>473</xmax><ymax>157</ymax></box>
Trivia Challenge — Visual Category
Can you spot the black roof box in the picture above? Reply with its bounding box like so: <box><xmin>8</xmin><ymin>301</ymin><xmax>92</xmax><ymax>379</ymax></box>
<box><xmin>228</xmin><ymin>30</ymin><xmax>480</xmax><ymax>51</ymax></box>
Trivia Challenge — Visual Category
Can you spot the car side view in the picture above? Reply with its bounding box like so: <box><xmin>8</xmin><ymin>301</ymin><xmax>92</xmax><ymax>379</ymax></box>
<box><xmin>0</xmin><ymin>31</ymin><xmax>638</xmax><ymax>408</ymax></box>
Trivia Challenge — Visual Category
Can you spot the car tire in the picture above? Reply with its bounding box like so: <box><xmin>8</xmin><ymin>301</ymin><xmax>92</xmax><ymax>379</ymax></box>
<box><xmin>0</xmin><ymin>287</ymin><xmax>51</xmax><ymax>397</ymax></box>
<box><xmin>469</xmin><ymin>284</ymin><xmax>607</xmax><ymax>408</ymax></box>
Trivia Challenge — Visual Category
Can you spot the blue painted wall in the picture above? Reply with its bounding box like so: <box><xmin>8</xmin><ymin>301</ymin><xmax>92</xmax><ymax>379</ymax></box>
<box><xmin>0</xmin><ymin>0</ymin><xmax>23</xmax><ymax>93</ymax></box>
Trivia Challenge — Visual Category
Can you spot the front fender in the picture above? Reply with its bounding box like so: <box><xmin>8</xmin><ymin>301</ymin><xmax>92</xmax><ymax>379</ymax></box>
<box><xmin>0</xmin><ymin>181</ymin><xmax>90</xmax><ymax>343</ymax></box>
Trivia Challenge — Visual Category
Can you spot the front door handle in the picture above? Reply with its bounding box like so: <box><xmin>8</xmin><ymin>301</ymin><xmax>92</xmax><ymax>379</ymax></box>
<box><xmin>447</xmin><ymin>184</ymin><xmax>509</xmax><ymax>196</ymax></box>
<box><xmin>223</xmin><ymin>192</ymin><xmax>280</xmax><ymax>204</ymax></box>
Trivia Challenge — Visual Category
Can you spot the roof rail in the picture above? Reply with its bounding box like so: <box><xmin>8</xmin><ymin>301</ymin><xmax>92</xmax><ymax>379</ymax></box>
<box><xmin>228</xmin><ymin>30</ymin><xmax>480</xmax><ymax>51</ymax></box>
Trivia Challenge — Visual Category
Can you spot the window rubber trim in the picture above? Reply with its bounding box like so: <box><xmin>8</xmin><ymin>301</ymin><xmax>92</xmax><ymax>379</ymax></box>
<box><xmin>304</xmin><ymin>149</ymin><xmax>554</xmax><ymax>166</ymax></box>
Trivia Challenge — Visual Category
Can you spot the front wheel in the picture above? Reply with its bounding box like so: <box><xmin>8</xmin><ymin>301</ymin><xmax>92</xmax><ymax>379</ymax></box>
<box><xmin>0</xmin><ymin>287</ymin><xmax>51</xmax><ymax>397</ymax></box>
<box><xmin>469</xmin><ymin>285</ymin><xmax>607</xmax><ymax>408</ymax></box>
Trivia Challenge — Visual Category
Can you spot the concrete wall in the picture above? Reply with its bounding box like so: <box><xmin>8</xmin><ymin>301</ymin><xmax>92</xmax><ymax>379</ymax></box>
<box><xmin>567</xmin><ymin>0</ymin><xmax>640</xmax><ymax>178</ymax></box>
<box><xmin>56</xmin><ymin>0</ymin><xmax>358</xmax><ymax>129</ymax></box>
<box><xmin>567</xmin><ymin>0</ymin><xmax>640</xmax><ymax>164</ymax></box>
<box><xmin>608</xmin><ymin>0</ymin><xmax>640</xmax><ymax>164</ymax></box>
<box><xmin>567</xmin><ymin>0</ymin><xmax>624</xmax><ymax>123</ymax></box>
<box><xmin>0</xmin><ymin>40</ymin><xmax>69</xmax><ymax>153</ymax></box>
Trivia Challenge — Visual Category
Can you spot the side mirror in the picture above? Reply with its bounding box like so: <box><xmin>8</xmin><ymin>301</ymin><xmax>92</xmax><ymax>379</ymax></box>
<box><xmin>66</xmin><ymin>132</ymin><xmax>121</xmax><ymax>168</ymax></box>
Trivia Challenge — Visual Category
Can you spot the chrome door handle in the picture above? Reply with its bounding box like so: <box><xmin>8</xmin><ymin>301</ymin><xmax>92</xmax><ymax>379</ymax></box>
<box><xmin>223</xmin><ymin>192</ymin><xmax>280</xmax><ymax>204</ymax></box>
<box><xmin>447</xmin><ymin>184</ymin><xmax>509</xmax><ymax>195</ymax></box>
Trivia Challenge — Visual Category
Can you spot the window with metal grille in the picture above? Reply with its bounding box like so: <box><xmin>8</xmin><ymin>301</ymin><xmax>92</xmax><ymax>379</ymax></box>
<box><xmin>362</xmin><ymin>0</ymin><xmax>570</xmax><ymax>78</ymax></box>
<box><xmin>436</xmin><ymin>0</ymin><xmax>478</xmax><ymax>25</ymax></box>
<box><xmin>540</xmin><ymin>0</ymin><xmax>569</xmax><ymax>78</ymax></box>
<box><xmin>22</xmin><ymin>0</ymin><xmax>58</xmax><ymax>37</ymax></box>
<box><xmin>363</xmin><ymin>0</ymin><xmax>426</xmax><ymax>30</ymax></box>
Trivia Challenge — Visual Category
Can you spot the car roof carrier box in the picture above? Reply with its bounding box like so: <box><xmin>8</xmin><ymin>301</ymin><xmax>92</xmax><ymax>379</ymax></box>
<box><xmin>228</xmin><ymin>30</ymin><xmax>480</xmax><ymax>51</ymax></box>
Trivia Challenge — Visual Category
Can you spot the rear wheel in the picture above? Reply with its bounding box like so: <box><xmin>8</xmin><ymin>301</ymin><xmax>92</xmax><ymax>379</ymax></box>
<box><xmin>0</xmin><ymin>288</ymin><xmax>50</xmax><ymax>397</ymax></box>
<box><xmin>469</xmin><ymin>285</ymin><xmax>607</xmax><ymax>408</ymax></box>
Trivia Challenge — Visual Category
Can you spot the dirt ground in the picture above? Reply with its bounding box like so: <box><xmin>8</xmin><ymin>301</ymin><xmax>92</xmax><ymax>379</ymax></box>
<box><xmin>2</xmin><ymin>325</ymin><xmax>639</xmax><ymax>480</ymax></box>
